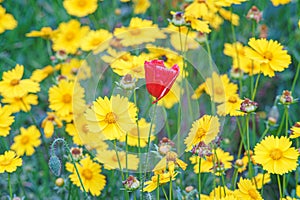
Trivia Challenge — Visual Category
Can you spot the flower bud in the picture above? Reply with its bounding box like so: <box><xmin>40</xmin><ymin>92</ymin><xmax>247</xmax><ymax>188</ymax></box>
<box><xmin>118</xmin><ymin>74</ymin><xmax>136</xmax><ymax>90</ymax></box>
<box><xmin>70</xmin><ymin>147</ymin><xmax>83</xmax><ymax>162</ymax></box>
<box><xmin>55</xmin><ymin>177</ymin><xmax>65</xmax><ymax>187</ymax></box>
<box><xmin>55</xmin><ymin>50</ymin><xmax>68</xmax><ymax>61</ymax></box>
<box><xmin>230</xmin><ymin>67</ymin><xmax>243</xmax><ymax>79</ymax></box>
<box><xmin>185</xmin><ymin>186</ymin><xmax>194</xmax><ymax>193</ymax></box>
<box><xmin>122</xmin><ymin>175</ymin><xmax>140</xmax><ymax>191</ymax></box>
<box><xmin>246</xmin><ymin>6</ymin><xmax>263</xmax><ymax>23</ymax></box>
<box><xmin>240</xmin><ymin>98</ymin><xmax>258</xmax><ymax>113</ymax></box>
<box><xmin>235</xmin><ymin>159</ymin><xmax>244</xmax><ymax>168</ymax></box>
<box><xmin>279</xmin><ymin>90</ymin><xmax>294</xmax><ymax>105</ymax></box>
<box><xmin>169</xmin><ymin>11</ymin><xmax>186</xmax><ymax>26</ymax></box>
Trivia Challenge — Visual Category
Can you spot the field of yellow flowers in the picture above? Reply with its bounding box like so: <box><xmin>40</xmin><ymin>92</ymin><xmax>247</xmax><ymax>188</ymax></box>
<box><xmin>0</xmin><ymin>0</ymin><xmax>300</xmax><ymax>199</ymax></box>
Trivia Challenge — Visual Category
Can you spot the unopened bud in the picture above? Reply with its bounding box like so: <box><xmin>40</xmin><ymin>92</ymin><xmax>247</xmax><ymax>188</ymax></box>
<box><xmin>55</xmin><ymin>177</ymin><xmax>65</xmax><ymax>187</ymax></box>
<box><xmin>246</xmin><ymin>6</ymin><xmax>263</xmax><ymax>23</ymax></box>
<box><xmin>240</xmin><ymin>98</ymin><xmax>258</xmax><ymax>113</ymax></box>
<box><xmin>169</xmin><ymin>11</ymin><xmax>186</xmax><ymax>26</ymax></box>
<box><xmin>279</xmin><ymin>90</ymin><xmax>294</xmax><ymax>105</ymax></box>
<box><xmin>122</xmin><ymin>175</ymin><xmax>140</xmax><ymax>191</ymax></box>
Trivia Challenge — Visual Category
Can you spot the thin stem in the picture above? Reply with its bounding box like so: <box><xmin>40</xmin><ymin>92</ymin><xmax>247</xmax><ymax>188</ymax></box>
<box><xmin>125</xmin><ymin>134</ymin><xmax>128</xmax><ymax>177</ymax></box>
<box><xmin>291</xmin><ymin>63</ymin><xmax>300</xmax><ymax>93</ymax></box>
<box><xmin>232</xmin><ymin>168</ymin><xmax>238</xmax><ymax>190</ymax></box>
<box><xmin>169</xmin><ymin>176</ymin><xmax>172</xmax><ymax>200</ymax></box>
<box><xmin>276</xmin><ymin>111</ymin><xmax>286</xmax><ymax>136</ymax></box>
<box><xmin>8</xmin><ymin>173</ymin><xmax>12</xmax><ymax>199</ymax></box>
<box><xmin>277</xmin><ymin>175</ymin><xmax>282</xmax><ymax>200</ymax></box>
<box><xmin>261</xmin><ymin>171</ymin><xmax>265</xmax><ymax>196</ymax></box>
<box><xmin>246</xmin><ymin>115</ymin><xmax>253</xmax><ymax>179</ymax></box>
<box><xmin>162</xmin><ymin>186</ymin><xmax>169</xmax><ymax>200</ymax></box>
<box><xmin>259</xmin><ymin>126</ymin><xmax>270</xmax><ymax>141</ymax></box>
<box><xmin>251</xmin><ymin>73</ymin><xmax>261</xmax><ymax>101</ymax></box>
<box><xmin>284</xmin><ymin>106</ymin><xmax>289</xmax><ymax>137</ymax></box>
<box><xmin>113</xmin><ymin>140</ymin><xmax>124</xmax><ymax>180</ymax></box>
<box><xmin>198</xmin><ymin>157</ymin><xmax>202</xmax><ymax>199</ymax></box>
<box><xmin>67</xmin><ymin>177</ymin><xmax>73</xmax><ymax>200</ymax></box>
<box><xmin>157</xmin><ymin>174</ymin><xmax>160</xmax><ymax>200</ymax></box>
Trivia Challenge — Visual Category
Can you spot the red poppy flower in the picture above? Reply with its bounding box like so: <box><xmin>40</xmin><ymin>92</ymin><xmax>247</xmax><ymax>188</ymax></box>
<box><xmin>144</xmin><ymin>60</ymin><xmax>180</xmax><ymax>104</ymax></box>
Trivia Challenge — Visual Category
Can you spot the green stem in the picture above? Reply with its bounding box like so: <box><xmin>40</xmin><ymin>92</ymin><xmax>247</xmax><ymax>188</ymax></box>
<box><xmin>251</xmin><ymin>73</ymin><xmax>261</xmax><ymax>101</ymax></box>
<box><xmin>291</xmin><ymin>63</ymin><xmax>300</xmax><ymax>93</ymax></box>
<box><xmin>67</xmin><ymin>177</ymin><xmax>73</xmax><ymax>200</ymax></box>
<box><xmin>259</xmin><ymin>126</ymin><xmax>270</xmax><ymax>141</ymax></box>
<box><xmin>113</xmin><ymin>140</ymin><xmax>124</xmax><ymax>180</ymax></box>
<box><xmin>198</xmin><ymin>157</ymin><xmax>202</xmax><ymax>199</ymax></box>
<box><xmin>125</xmin><ymin>134</ymin><xmax>128</xmax><ymax>177</ymax></box>
<box><xmin>8</xmin><ymin>173</ymin><xmax>12</xmax><ymax>199</ymax></box>
<box><xmin>169</xmin><ymin>176</ymin><xmax>172</xmax><ymax>200</ymax></box>
<box><xmin>246</xmin><ymin>115</ymin><xmax>253</xmax><ymax>179</ymax></box>
<box><xmin>232</xmin><ymin>168</ymin><xmax>238</xmax><ymax>190</ymax></box>
<box><xmin>162</xmin><ymin>186</ymin><xmax>169</xmax><ymax>200</ymax></box>
<box><xmin>276</xmin><ymin>111</ymin><xmax>286</xmax><ymax>136</ymax></box>
<box><xmin>261</xmin><ymin>171</ymin><xmax>265</xmax><ymax>197</ymax></box>
<box><xmin>157</xmin><ymin>174</ymin><xmax>160</xmax><ymax>200</ymax></box>
<box><xmin>277</xmin><ymin>175</ymin><xmax>282</xmax><ymax>200</ymax></box>
<box><xmin>284</xmin><ymin>106</ymin><xmax>289</xmax><ymax>137</ymax></box>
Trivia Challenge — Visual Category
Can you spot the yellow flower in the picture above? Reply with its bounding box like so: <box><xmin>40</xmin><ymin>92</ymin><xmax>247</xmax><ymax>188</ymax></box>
<box><xmin>253</xmin><ymin>135</ymin><xmax>299</xmax><ymax>175</ymax></box>
<box><xmin>0</xmin><ymin>5</ymin><xmax>17</xmax><ymax>34</ymax></box>
<box><xmin>144</xmin><ymin>170</ymin><xmax>178</xmax><ymax>192</ymax></box>
<box><xmin>49</xmin><ymin>80</ymin><xmax>86</xmax><ymax>118</ymax></box>
<box><xmin>41</xmin><ymin>112</ymin><xmax>63</xmax><ymax>138</ymax></box>
<box><xmin>114</xmin><ymin>17</ymin><xmax>166</xmax><ymax>46</ymax></box>
<box><xmin>190</xmin><ymin>148</ymin><xmax>234</xmax><ymax>175</ymax></box>
<box><xmin>118</xmin><ymin>118</ymin><xmax>155</xmax><ymax>147</ymax></box>
<box><xmin>236</xmin><ymin>178</ymin><xmax>263</xmax><ymax>200</ymax></box>
<box><xmin>81</xmin><ymin>29</ymin><xmax>113</xmax><ymax>53</ymax></box>
<box><xmin>101</xmin><ymin>48</ymin><xmax>131</xmax><ymax>65</ymax></box>
<box><xmin>282</xmin><ymin>197</ymin><xmax>298</xmax><ymax>200</ymax></box>
<box><xmin>0</xmin><ymin>64</ymin><xmax>40</xmax><ymax>98</ymax></box>
<box><xmin>271</xmin><ymin>0</ymin><xmax>291</xmax><ymax>6</ymax></box>
<box><xmin>85</xmin><ymin>95</ymin><xmax>137</xmax><ymax>140</ymax></box>
<box><xmin>217</xmin><ymin>93</ymin><xmax>245</xmax><ymax>116</ymax></box>
<box><xmin>252</xmin><ymin>173</ymin><xmax>271</xmax><ymax>189</ymax></box>
<box><xmin>133</xmin><ymin>0</ymin><xmax>150</xmax><ymax>14</ymax></box>
<box><xmin>1</xmin><ymin>93</ymin><xmax>38</xmax><ymax>113</ymax></box>
<box><xmin>152</xmin><ymin>151</ymin><xmax>187</xmax><ymax>174</ymax></box>
<box><xmin>290</xmin><ymin>122</ymin><xmax>300</xmax><ymax>139</ymax></box>
<box><xmin>245</xmin><ymin>38</ymin><xmax>291</xmax><ymax>77</ymax></box>
<box><xmin>0</xmin><ymin>151</ymin><xmax>22</xmax><ymax>173</ymax></box>
<box><xmin>26</xmin><ymin>27</ymin><xmax>55</xmax><ymax>39</ymax></box>
<box><xmin>110</xmin><ymin>53</ymin><xmax>149</xmax><ymax>79</ymax></box>
<box><xmin>63</xmin><ymin>0</ymin><xmax>98</xmax><ymax>17</ymax></box>
<box><xmin>66</xmin><ymin>155</ymin><xmax>106</xmax><ymax>196</ymax></box>
<box><xmin>185</xmin><ymin>14</ymin><xmax>211</xmax><ymax>33</ymax></box>
<box><xmin>218</xmin><ymin>8</ymin><xmax>239</xmax><ymax>26</ymax></box>
<box><xmin>96</xmin><ymin>150</ymin><xmax>139</xmax><ymax>170</ymax></box>
<box><xmin>192</xmin><ymin>83</ymin><xmax>206</xmax><ymax>100</ymax></box>
<box><xmin>30</xmin><ymin>65</ymin><xmax>55</xmax><ymax>82</ymax></box>
<box><xmin>296</xmin><ymin>184</ymin><xmax>300</xmax><ymax>198</ymax></box>
<box><xmin>52</xmin><ymin>20</ymin><xmax>89</xmax><ymax>54</ymax></box>
<box><xmin>0</xmin><ymin>104</ymin><xmax>14</xmax><ymax>137</ymax></box>
<box><xmin>209</xmin><ymin>186</ymin><xmax>234</xmax><ymax>199</ymax></box>
<box><xmin>60</xmin><ymin>58</ymin><xmax>91</xmax><ymax>81</ymax></box>
<box><xmin>11</xmin><ymin>125</ymin><xmax>41</xmax><ymax>156</ymax></box>
<box><xmin>184</xmin><ymin>115</ymin><xmax>220</xmax><ymax>151</ymax></box>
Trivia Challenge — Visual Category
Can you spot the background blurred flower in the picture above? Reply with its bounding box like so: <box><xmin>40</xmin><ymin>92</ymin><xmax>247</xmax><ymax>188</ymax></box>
<box><xmin>0</xmin><ymin>104</ymin><xmax>14</xmax><ymax>137</ymax></box>
<box><xmin>63</xmin><ymin>0</ymin><xmax>98</xmax><ymax>17</ymax></box>
<box><xmin>0</xmin><ymin>150</ymin><xmax>22</xmax><ymax>173</ymax></box>
<box><xmin>0</xmin><ymin>5</ymin><xmax>17</xmax><ymax>34</ymax></box>
<box><xmin>236</xmin><ymin>178</ymin><xmax>263</xmax><ymax>200</ymax></box>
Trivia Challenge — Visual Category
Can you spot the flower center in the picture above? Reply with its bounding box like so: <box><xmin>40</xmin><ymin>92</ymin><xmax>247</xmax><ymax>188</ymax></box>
<box><xmin>130</xmin><ymin>28</ymin><xmax>141</xmax><ymax>36</ymax></box>
<box><xmin>82</xmin><ymin>169</ymin><xmax>93</xmax><ymax>180</ymax></box>
<box><xmin>105</xmin><ymin>112</ymin><xmax>117</xmax><ymax>124</ymax></box>
<box><xmin>65</xmin><ymin>32</ymin><xmax>75</xmax><ymax>41</ymax></box>
<box><xmin>0</xmin><ymin>159</ymin><xmax>12</xmax><ymax>166</ymax></box>
<box><xmin>82</xmin><ymin>124</ymin><xmax>89</xmax><ymax>133</ymax></box>
<box><xmin>269</xmin><ymin>148</ymin><xmax>282</xmax><ymax>160</ymax></box>
<box><xmin>77</xmin><ymin>0</ymin><xmax>87</xmax><ymax>7</ymax></box>
<box><xmin>91</xmin><ymin>38</ymin><xmax>102</xmax><ymax>46</ymax></box>
<box><xmin>263</xmin><ymin>51</ymin><xmax>273</xmax><ymax>61</ymax></box>
<box><xmin>63</xmin><ymin>94</ymin><xmax>72</xmax><ymax>103</ymax></box>
<box><xmin>196</xmin><ymin>128</ymin><xmax>206</xmax><ymax>141</ymax></box>
<box><xmin>248</xmin><ymin>189</ymin><xmax>259</xmax><ymax>199</ymax></box>
<box><xmin>10</xmin><ymin>79</ymin><xmax>20</xmax><ymax>86</ymax></box>
<box><xmin>214</xmin><ymin>87</ymin><xmax>224</xmax><ymax>95</ymax></box>
<box><xmin>21</xmin><ymin>136</ymin><xmax>29</xmax><ymax>144</ymax></box>
<box><xmin>228</xmin><ymin>96</ymin><xmax>237</xmax><ymax>103</ymax></box>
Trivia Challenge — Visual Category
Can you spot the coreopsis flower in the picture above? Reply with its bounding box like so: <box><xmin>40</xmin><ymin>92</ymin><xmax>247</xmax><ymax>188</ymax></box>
<box><xmin>2</xmin><ymin>93</ymin><xmax>38</xmax><ymax>113</ymax></box>
<box><xmin>217</xmin><ymin>93</ymin><xmax>245</xmax><ymax>116</ymax></box>
<box><xmin>69</xmin><ymin>147</ymin><xmax>83</xmax><ymax>161</ymax></box>
<box><xmin>143</xmin><ymin>170</ymin><xmax>178</xmax><ymax>192</ymax></box>
<box><xmin>218</xmin><ymin>8</ymin><xmax>239</xmax><ymax>26</ymax></box>
<box><xmin>236</xmin><ymin>178</ymin><xmax>263</xmax><ymax>200</ymax></box>
<box><xmin>245</xmin><ymin>38</ymin><xmax>291</xmax><ymax>77</ymax></box>
<box><xmin>252</xmin><ymin>173</ymin><xmax>271</xmax><ymax>189</ymax></box>
<box><xmin>30</xmin><ymin>65</ymin><xmax>55</xmax><ymax>82</ymax></box>
<box><xmin>0</xmin><ymin>151</ymin><xmax>22</xmax><ymax>173</ymax></box>
<box><xmin>190</xmin><ymin>148</ymin><xmax>233</xmax><ymax>175</ymax></box>
<box><xmin>253</xmin><ymin>135</ymin><xmax>299</xmax><ymax>175</ymax></box>
<box><xmin>0</xmin><ymin>64</ymin><xmax>40</xmax><ymax>98</ymax></box>
<box><xmin>297</xmin><ymin>185</ymin><xmax>300</xmax><ymax>198</ymax></box>
<box><xmin>279</xmin><ymin>90</ymin><xmax>295</xmax><ymax>105</ymax></box>
<box><xmin>85</xmin><ymin>95</ymin><xmax>137</xmax><ymax>140</ymax></box>
<box><xmin>209</xmin><ymin>186</ymin><xmax>234</xmax><ymax>199</ymax></box>
<box><xmin>271</xmin><ymin>0</ymin><xmax>291</xmax><ymax>6</ymax></box>
<box><xmin>144</xmin><ymin>60</ymin><xmax>180</xmax><ymax>104</ymax></box>
<box><xmin>133</xmin><ymin>0</ymin><xmax>150</xmax><ymax>14</ymax></box>
<box><xmin>0</xmin><ymin>5</ymin><xmax>17</xmax><ymax>34</ymax></box>
<box><xmin>114</xmin><ymin>17</ymin><xmax>166</xmax><ymax>46</ymax></box>
<box><xmin>26</xmin><ymin>27</ymin><xmax>55</xmax><ymax>39</ymax></box>
<box><xmin>95</xmin><ymin>150</ymin><xmax>139</xmax><ymax>170</ymax></box>
<box><xmin>66</xmin><ymin>155</ymin><xmax>106</xmax><ymax>196</ymax></box>
<box><xmin>101</xmin><ymin>48</ymin><xmax>131</xmax><ymax>65</ymax></box>
<box><xmin>122</xmin><ymin>175</ymin><xmax>140</xmax><ymax>191</ymax></box>
<box><xmin>240</xmin><ymin>98</ymin><xmax>258</xmax><ymax>113</ymax></box>
<box><xmin>63</xmin><ymin>0</ymin><xmax>98</xmax><ymax>17</ymax></box>
<box><xmin>49</xmin><ymin>80</ymin><xmax>86</xmax><ymax>118</ymax></box>
<box><xmin>119</xmin><ymin>118</ymin><xmax>155</xmax><ymax>147</ymax></box>
<box><xmin>52</xmin><ymin>20</ymin><xmax>89</xmax><ymax>54</ymax></box>
<box><xmin>0</xmin><ymin>104</ymin><xmax>14</xmax><ymax>137</ymax></box>
<box><xmin>80</xmin><ymin>29</ymin><xmax>113</xmax><ymax>53</ymax></box>
<box><xmin>60</xmin><ymin>58</ymin><xmax>91</xmax><ymax>81</ymax></box>
<box><xmin>185</xmin><ymin>115</ymin><xmax>220</xmax><ymax>151</ymax></box>
<box><xmin>246</xmin><ymin>6</ymin><xmax>263</xmax><ymax>23</ymax></box>
<box><xmin>11</xmin><ymin>125</ymin><xmax>41</xmax><ymax>156</ymax></box>
<box><xmin>290</xmin><ymin>122</ymin><xmax>300</xmax><ymax>139</ymax></box>
<box><xmin>185</xmin><ymin>14</ymin><xmax>211</xmax><ymax>33</ymax></box>
<box><xmin>153</xmin><ymin>151</ymin><xmax>187</xmax><ymax>174</ymax></box>
<box><xmin>41</xmin><ymin>112</ymin><xmax>63</xmax><ymax>138</ymax></box>
<box><xmin>111</xmin><ymin>54</ymin><xmax>150</xmax><ymax>79</ymax></box>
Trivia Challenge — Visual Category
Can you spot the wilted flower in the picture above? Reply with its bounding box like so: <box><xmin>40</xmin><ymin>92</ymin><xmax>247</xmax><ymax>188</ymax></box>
<box><xmin>122</xmin><ymin>175</ymin><xmax>140</xmax><ymax>191</ymax></box>
<box><xmin>191</xmin><ymin>141</ymin><xmax>212</xmax><ymax>158</ymax></box>
<box><xmin>169</xmin><ymin>11</ymin><xmax>186</xmax><ymax>26</ymax></box>
<box><xmin>279</xmin><ymin>90</ymin><xmax>294</xmax><ymax>105</ymax></box>
<box><xmin>55</xmin><ymin>50</ymin><xmax>68</xmax><ymax>61</ymax></box>
<box><xmin>158</xmin><ymin>137</ymin><xmax>175</xmax><ymax>155</ymax></box>
<box><xmin>70</xmin><ymin>147</ymin><xmax>83</xmax><ymax>161</ymax></box>
<box><xmin>246</xmin><ymin>6</ymin><xmax>263</xmax><ymax>23</ymax></box>
<box><xmin>240</xmin><ymin>98</ymin><xmax>258</xmax><ymax>113</ymax></box>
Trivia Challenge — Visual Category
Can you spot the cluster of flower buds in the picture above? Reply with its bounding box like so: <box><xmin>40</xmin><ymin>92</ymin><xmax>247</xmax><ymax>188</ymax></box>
<box><xmin>279</xmin><ymin>90</ymin><xmax>294</xmax><ymax>105</ymax></box>
<box><xmin>117</xmin><ymin>74</ymin><xmax>137</xmax><ymax>90</ymax></box>
<box><xmin>69</xmin><ymin>147</ymin><xmax>83</xmax><ymax>162</ymax></box>
<box><xmin>191</xmin><ymin>141</ymin><xmax>212</xmax><ymax>158</ymax></box>
<box><xmin>122</xmin><ymin>175</ymin><xmax>140</xmax><ymax>191</ymax></box>
<box><xmin>158</xmin><ymin>137</ymin><xmax>175</xmax><ymax>155</ymax></box>
<box><xmin>169</xmin><ymin>11</ymin><xmax>186</xmax><ymax>26</ymax></box>
<box><xmin>240</xmin><ymin>98</ymin><xmax>258</xmax><ymax>113</ymax></box>
<box><xmin>246</xmin><ymin>6</ymin><xmax>263</xmax><ymax>23</ymax></box>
